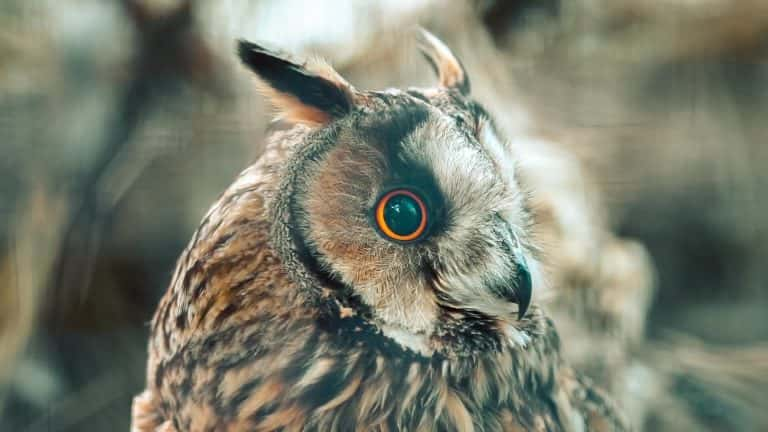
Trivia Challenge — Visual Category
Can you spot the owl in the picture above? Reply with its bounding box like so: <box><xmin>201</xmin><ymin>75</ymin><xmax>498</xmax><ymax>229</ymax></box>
<box><xmin>131</xmin><ymin>30</ymin><xmax>628</xmax><ymax>431</ymax></box>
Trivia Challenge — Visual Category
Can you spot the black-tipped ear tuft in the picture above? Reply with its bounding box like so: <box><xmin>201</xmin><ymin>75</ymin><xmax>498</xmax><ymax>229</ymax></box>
<box><xmin>237</xmin><ymin>40</ymin><xmax>353</xmax><ymax>125</ymax></box>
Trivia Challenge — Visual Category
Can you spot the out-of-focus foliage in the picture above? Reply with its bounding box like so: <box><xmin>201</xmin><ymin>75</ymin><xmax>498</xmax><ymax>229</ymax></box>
<box><xmin>0</xmin><ymin>0</ymin><xmax>766</xmax><ymax>430</ymax></box>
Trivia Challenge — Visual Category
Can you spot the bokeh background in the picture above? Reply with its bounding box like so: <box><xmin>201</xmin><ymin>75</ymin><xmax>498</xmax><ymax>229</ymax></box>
<box><xmin>1</xmin><ymin>0</ymin><xmax>767</xmax><ymax>430</ymax></box>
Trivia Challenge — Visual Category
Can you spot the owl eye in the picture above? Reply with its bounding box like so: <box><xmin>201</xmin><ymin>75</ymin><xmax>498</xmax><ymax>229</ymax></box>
<box><xmin>374</xmin><ymin>189</ymin><xmax>428</xmax><ymax>242</ymax></box>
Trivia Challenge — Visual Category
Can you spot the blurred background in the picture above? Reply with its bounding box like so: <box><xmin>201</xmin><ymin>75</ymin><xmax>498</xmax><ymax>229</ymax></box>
<box><xmin>1</xmin><ymin>0</ymin><xmax>767</xmax><ymax>430</ymax></box>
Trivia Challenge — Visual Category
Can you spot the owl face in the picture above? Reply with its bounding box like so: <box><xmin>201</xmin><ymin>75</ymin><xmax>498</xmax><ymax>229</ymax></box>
<box><xmin>239</xmin><ymin>31</ymin><xmax>537</xmax><ymax>356</ymax></box>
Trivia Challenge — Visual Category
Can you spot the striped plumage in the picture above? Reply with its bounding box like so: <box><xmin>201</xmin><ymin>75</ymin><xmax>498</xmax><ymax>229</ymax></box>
<box><xmin>132</xmin><ymin>31</ymin><xmax>628</xmax><ymax>431</ymax></box>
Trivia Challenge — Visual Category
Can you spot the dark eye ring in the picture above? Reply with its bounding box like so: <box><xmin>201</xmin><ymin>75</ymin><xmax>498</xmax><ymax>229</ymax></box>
<box><xmin>373</xmin><ymin>188</ymin><xmax>428</xmax><ymax>243</ymax></box>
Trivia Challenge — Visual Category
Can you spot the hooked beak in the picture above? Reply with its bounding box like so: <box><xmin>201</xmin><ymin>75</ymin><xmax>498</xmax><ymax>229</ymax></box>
<box><xmin>489</xmin><ymin>216</ymin><xmax>534</xmax><ymax>319</ymax></box>
<box><xmin>503</xmin><ymin>223</ymin><xmax>533</xmax><ymax>319</ymax></box>
<box><xmin>510</xmin><ymin>252</ymin><xmax>533</xmax><ymax>320</ymax></box>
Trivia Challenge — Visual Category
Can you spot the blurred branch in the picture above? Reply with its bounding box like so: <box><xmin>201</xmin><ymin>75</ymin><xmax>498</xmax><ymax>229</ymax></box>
<box><xmin>593</xmin><ymin>0</ymin><xmax>768</xmax><ymax>63</ymax></box>
<box><xmin>472</xmin><ymin>0</ymin><xmax>768</xmax><ymax>64</ymax></box>
<box><xmin>0</xmin><ymin>188</ymin><xmax>68</xmax><ymax>418</ymax></box>
<box><xmin>49</xmin><ymin>0</ymin><xmax>223</xmax><ymax>319</ymax></box>
<box><xmin>473</xmin><ymin>0</ymin><xmax>560</xmax><ymax>45</ymax></box>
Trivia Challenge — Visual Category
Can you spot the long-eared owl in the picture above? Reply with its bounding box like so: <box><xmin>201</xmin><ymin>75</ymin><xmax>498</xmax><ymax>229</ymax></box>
<box><xmin>131</xmin><ymin>30</ymin><xmax>627</xmax><ymax>432</ymax></box>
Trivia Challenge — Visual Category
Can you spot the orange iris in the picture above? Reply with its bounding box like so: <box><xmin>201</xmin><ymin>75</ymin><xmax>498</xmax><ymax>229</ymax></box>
<box><xmin>374</xmin><ymin>189</ymin><xmax>428</xmax><ymax>242</ymax></box>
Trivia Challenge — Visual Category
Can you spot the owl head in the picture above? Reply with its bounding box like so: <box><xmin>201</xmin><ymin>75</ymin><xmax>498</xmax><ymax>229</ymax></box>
<box><xmin>238</xmin><ymin>31</ymin><xmax>539</xmax><ymax>357</ymax></box>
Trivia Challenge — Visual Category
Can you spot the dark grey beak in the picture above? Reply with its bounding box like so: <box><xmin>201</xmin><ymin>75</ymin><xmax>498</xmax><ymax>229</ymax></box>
<box><xmin>489</xmin><ymin>242</ymin><xmax>533</xmax><ymax>319</ymax></box>
<box><xmin>511</xmin><ymin>254</ymin><xmax>532</xmax><ymax>320</ymax></box>
<box><xmin>493</xmin><ymin>216</ymin><xmax>533</xmax><ymax>319</ymax></box>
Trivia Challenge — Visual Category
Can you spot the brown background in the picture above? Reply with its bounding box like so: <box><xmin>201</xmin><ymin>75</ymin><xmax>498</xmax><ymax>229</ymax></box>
<box><xmin>1</xmin><ymin>0</ymin><xmax>766</xmax><ymax>430</ymax></box>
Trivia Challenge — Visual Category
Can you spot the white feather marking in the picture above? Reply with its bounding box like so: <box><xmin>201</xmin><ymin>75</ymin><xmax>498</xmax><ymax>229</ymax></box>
<box><xmin>380</xmin><ymin>324</ymin><xmax>434</xmax><ymax>357</ymax></box>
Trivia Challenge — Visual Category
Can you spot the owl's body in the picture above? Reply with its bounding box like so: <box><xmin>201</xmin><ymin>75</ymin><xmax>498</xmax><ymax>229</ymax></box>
<box><xmin>133</xmin><ymin>33</ymin><xmax>627</xmax><ymax>431</ymax></box>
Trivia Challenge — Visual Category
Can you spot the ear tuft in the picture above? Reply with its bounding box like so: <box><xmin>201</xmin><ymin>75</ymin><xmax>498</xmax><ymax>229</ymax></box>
<box><xmin>416</xmin><ymin>29</ymin><xmax>470</xmax><ymax>94</ymax></box>
<box><xmin>237</xmin><ymin>40</ymin><xmax>354</xmax><ymax>125</ymax></box>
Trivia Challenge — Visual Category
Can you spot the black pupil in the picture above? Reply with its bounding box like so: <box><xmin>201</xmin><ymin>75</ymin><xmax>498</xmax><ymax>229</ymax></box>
<box><xmin>384</xmin><ymin>194</ymin><xmax>423</xmax><ymax>237</ymax></box>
